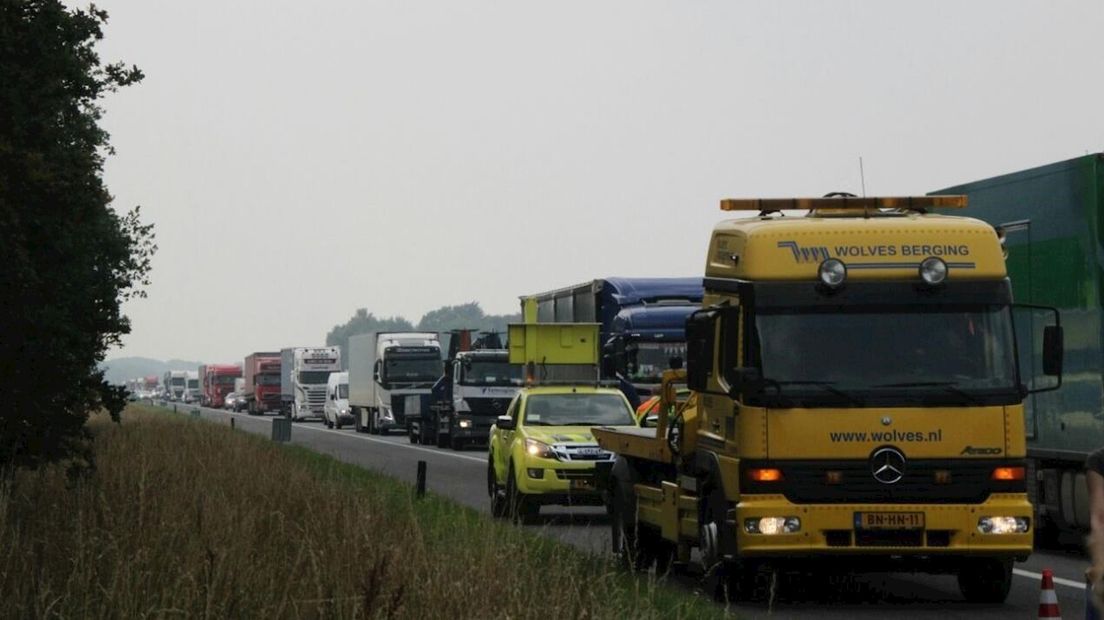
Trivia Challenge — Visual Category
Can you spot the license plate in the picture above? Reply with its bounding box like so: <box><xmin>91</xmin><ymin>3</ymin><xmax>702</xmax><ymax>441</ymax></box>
<box><xmin>570</xmin><ymin>479</ymin><xmax>595</xmax><ymax>491</ymax></box>
<box><xmin>855</xmin><ymin>512</ymin><xmax>925</xmax><ymax>530</ymax></box>
<box><xmin>577</xmin><ymin>447</ymin><xmax>602</xmax><ymax>456</ymax></box>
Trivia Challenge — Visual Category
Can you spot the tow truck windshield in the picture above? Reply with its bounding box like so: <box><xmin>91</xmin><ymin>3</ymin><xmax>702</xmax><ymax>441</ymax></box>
<box><xmin>523</xmin><ymin>393</ymin><xmax>636</xmax><ymax>427</ymax></box>
<box><xmin>753</xmin><ymin>304</ymin><xmax>1018</xmax><ymax>406</ymax></box>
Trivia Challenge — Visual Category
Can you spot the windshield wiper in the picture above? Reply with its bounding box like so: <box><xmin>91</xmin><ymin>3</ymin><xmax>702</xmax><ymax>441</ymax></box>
<box><xmin>774</xmin><ymin>381</ymin><xmax>865</xmax><ymax>406</ymax></box>
<box><xmin>870</xmin><ymin>381</ymin><xmax>982</xmax><ymax>405</ymax></box>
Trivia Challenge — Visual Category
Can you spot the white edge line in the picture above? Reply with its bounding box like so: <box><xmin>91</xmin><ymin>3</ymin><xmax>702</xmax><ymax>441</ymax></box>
<box><xmin>197</xmin><ymin>406</ymin><xmax>487</xmax><ymax>465</ymax></box>
<box><xmin>1013</xmin><ymin>568</ymin><xmax>1086</xmax><ymax>590</ymax></box>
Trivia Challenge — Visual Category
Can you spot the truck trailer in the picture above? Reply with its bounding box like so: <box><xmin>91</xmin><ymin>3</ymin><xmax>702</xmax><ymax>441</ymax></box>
<box><xmin>521</xmin><ymin>278</ymin><xmax>703</xmax><ymax>395</ymax></box>
<box><xmin>280</xmin><ymin>347</ymin><xmax>342</xmax><ymax>421</ymax></box>
<box><xmin>933</xmin><ymin>153</ymin><xmax>1102</xmax><ymax>538</ymax></box>
<box><xmin>593</xmin><ymin>195</ymin><xmax>1062</xmax><ymax>603</ymax></box>
<box><xmin>348</xmin><ymin>332</ymin><xmax>441</xmax><ymax>435</ymax></box>
<box><xmin>243</xmin><ymin>352</ymin><xmax>281</xmax><ymax>415</ymax></box>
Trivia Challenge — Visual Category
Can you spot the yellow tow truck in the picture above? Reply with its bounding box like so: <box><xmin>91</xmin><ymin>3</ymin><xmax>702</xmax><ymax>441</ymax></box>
<box><xmin>487</xmin><ymin>323</ymin><xmax>639</xmax><ymax>523</ymax></box>
<box><xmin>593</xmin><ymin>195</ymin><xmax>1064</xmax><ymax>603</ymax></box>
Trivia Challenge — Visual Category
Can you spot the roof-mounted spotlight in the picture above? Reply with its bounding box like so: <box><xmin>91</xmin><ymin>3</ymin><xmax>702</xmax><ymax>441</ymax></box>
<box><xmin>818</xmin><ymin>258</ymin><xmax>847</xmax><ymax>289</ymax></box>
<box><xmin>919</xmin><ymin>257</ymin><xmax>948</xmax><ymax>286</ymax></box>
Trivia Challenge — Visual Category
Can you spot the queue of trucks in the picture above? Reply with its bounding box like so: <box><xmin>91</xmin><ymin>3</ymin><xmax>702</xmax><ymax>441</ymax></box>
<box><xmin>141</xmin><ymin>153</ymin><xmax>1104</xmax><ymax>604</ymax></box>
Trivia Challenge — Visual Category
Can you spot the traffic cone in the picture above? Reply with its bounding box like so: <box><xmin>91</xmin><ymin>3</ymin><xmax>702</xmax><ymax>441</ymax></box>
<box><xmin>1038</xmin><ymin>568</ymin><xmax>1061</xmax><ymax>620</ymax></box>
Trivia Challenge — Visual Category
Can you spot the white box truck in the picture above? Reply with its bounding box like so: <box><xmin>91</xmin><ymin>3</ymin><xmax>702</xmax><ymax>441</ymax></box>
<box><xmin>348</xmin><ymin>332</ymin><xmax>441</xmax><ymax>435</ymax></box>
<box><xmin>280</xmin><ymin>347</ymin><xmax>342</xmax><ymax>421</ymax></box>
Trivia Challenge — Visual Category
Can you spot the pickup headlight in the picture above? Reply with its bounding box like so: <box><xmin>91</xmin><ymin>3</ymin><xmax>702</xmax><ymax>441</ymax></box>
<box><xmin>525</xmin><ymin>438</ymin><xmax>555</xmax><ymax>459</ymax></box>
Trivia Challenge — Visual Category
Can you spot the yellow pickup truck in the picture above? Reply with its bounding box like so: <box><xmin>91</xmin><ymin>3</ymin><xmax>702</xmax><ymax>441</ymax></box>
<box><xmin>487</xmin><ymin>385</ymin><xmax>637</xmax><ymax>523</ymax></box>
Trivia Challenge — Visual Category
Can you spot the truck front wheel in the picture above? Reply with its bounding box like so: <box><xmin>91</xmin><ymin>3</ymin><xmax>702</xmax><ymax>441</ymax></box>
<box><xmin>488</xmin><ymin>458</ymin><xmax>507</xmax><ymax>518</ymax></box>
<box><xmin>436</xmin><ymin>429</ymin><xmax>448</xmax><ymax>449</ymax></box>
<box><xmin>957</xmin><ymin>558</ymin><xmax>1013</xmax><ymax>603</ymax></box>
<box><xmin>507</xmin><ymin>465</ymin><xmax>539</xmax><ymax>524</ymax></box>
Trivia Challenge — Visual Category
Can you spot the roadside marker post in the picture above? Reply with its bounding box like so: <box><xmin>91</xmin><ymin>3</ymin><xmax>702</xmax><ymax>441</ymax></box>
<box><xmin>230</xmin><ymin>418</ymin><xmax>236</xmax><ymax>430</ymax></box>
<box><xmin>416</xmin><ymin>461</ymin><xmax>427</xmax><ymax>499</ymax></box>
<box><xmin>271</xmin><ymin>417</ymin><xmax>292</xmax><ymax>443</ymax></box>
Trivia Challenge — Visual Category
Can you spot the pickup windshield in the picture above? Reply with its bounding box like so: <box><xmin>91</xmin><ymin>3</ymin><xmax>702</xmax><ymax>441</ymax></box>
<box><xmin>753</xmin><ymin>304</ymin><xmax>1018</xmax><ymax>406</ymax></box>
<box><xmin>459</xmin><ymin>361</ymin><xmax>523</xmax><ymax>386</ymax></box>
<box><xmin>383</xmin><ymin>357</ymin><xmax>440</xmax><ymax>383</ymax></box>
<box><xmin>523</xmin><ymin>393</ymin><xmax>636</xmax><ymax>427</ymax></box>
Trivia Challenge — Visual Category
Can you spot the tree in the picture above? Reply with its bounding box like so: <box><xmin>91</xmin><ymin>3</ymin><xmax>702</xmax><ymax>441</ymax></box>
<box><xmin>0</xmin><ymin>1</ymin><xmax>153</xmax><ymax>470</ymax></box>
<box><xmin>416</xmin><ymin>302</ymin><xmax>519</xmax><ymax>336</ymax></box>
<box><xmin>325</xmin><ymin>309</ymin><xmax>414</xmax><ymax>368</ymax></box>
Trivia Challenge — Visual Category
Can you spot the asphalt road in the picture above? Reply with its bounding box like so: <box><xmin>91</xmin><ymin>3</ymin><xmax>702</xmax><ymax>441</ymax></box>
<box><xmin>163</xmin><ymin>403</ymin><xmax>1094</xmax><ymax>619</ymax></box>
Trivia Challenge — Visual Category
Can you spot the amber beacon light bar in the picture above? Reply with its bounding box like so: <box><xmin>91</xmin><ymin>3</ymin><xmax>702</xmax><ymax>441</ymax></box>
<box><xmin>720</xmin><ymin>195</ymin><xmax>969</xmax><ymax>212</ymax></box>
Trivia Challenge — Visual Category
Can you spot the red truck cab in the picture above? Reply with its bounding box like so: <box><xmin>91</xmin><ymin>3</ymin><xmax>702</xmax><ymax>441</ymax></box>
<box><xmin>203</xmin><ymin>364</ymin><xmax>243</xmax><ymax>408</ymax></box>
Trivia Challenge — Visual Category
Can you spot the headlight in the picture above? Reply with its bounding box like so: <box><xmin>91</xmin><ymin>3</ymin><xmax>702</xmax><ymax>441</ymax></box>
<box><xmin>919</xmin><ymin>256</ymin><xmax>948</xmax><ymax>285</ymax></box>
<box><xmin>977</xmin><ymin>516</ymin><xmax>1029</xmax><ymax>534</ymax></box>
<box><xmin>744</xmin><ymin>517</ymin><xmax>801</xmax><ymax>534</ymax></box>
<box><xmin>458</xmin><ymin>419</ymin><xmax>472</xmax><ymax>428</ymax></box>
<box><xmin>340</xmin><ymin>408</ymin><xmax>349</xmax><ymax>415</ymax></box>
<box><xmin>525</xmin><ymin>438</ymin><xmax>555</xmax><ymax>459</ymax></box>
<box><xmin>818</xmin><ymin>258</ymin><xmax>847</xmax><ymax>288</ymax></box>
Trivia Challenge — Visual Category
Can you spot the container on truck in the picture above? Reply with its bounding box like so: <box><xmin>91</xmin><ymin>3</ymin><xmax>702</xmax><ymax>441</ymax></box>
<box><xmin>520</xmin><ymin>278</ymin><xmax>703</xmax><ymax>398</ymax></box>
<box><xmin>323</xmin><ymin>371</ymin><xmax>352</xmax><ymax>429</ymax></box>
<box><xmin>592</xmin><ymin>195</ymin><xmax>1063</xmax><ymax>603</ymax></box>
<box><xmin>243</xmin><ymin>352</ymin><xmax>281</xmax><ymax>415</ymax></box>
<box><xmin>348</xmin><ymin>333</ymin><xmax>441</xmax><ymax>435</ymax></box>
<box><xmin>932</xmin><ymin>154</ymin><xmax>1099</xmax><ymax>539</ymax></box>
<box><xmin>280</xmin><ymin>347</ymin><xmax>342</xmax><ymax>421</ymax></box>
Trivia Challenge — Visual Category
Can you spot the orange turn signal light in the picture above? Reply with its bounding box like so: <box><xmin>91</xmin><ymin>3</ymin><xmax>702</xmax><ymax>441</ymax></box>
<box><xmin>991</xmin><ymin>467</ymin><xmax>1025</xmax><ymax>481</ymax></box>
<box><xmin>825</xmin><ymin>471</ymin><xmax>843</xmax><ymax>485</ymax></box>
<box><xmin>748</xmin><ymin>468</ymin><xmax>783</xmax><ymax>482</ymax></box>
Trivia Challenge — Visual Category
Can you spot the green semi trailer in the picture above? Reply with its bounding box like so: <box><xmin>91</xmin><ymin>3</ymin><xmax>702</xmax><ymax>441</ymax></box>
<box><xmin>933</xmin><ymin>153</ymin><xmax>1104</xmax><ymax>537</ymax></box>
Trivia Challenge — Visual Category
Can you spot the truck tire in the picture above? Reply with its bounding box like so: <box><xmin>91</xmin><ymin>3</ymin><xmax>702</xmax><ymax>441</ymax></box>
<box><xmin>488</xmin><ymin>457</ymin><xmax>507</xmax><ymax>519</ymax></box>
<box><xmin>353</xmin><ymin>408</ymin><xmax>363</xmax><ymax>433</ymax></box>
<box><xmin>408</xmin><ymin>424</ymin><xmax>418</xmax><ymax>444</ymax></box>
<box><xmin>507</xmin><ymin>464</ymin><xmax>539</xmax><ymax>524</ymax></box>
<box><xmin>701</xmin><ymin>482</ymin><xmax>755</xmax><ymax>602</ymax></box>
<box><xmin>369</xmin><ymin>410</ymin><xmax>380</xmax><ymax>435</ymax></box>
<box><xmin>450</xmin><ymin>435</ymin><xmax>463</xmax><ymax>451</ymax></box>
<box><xmin>419</xmin><ymin>426</ymin><xmax>433</xmax><ymax>446</ymax></box>
<box><xmin>957</xmin><ymin>558</ymin><xmax>1013</xmax><ymax>603</ymax></box>
<box><xmin>436</xmin><ymin>430</ymin><xmax>448</xmax><ymax>449</ymax></box>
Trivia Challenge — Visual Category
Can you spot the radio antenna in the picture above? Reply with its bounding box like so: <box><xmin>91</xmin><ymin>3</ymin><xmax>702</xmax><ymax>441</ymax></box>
<box><xmin>859</xmin><ymin>156</ymin><xmax>867</xmax><ymax>197</ymax></box>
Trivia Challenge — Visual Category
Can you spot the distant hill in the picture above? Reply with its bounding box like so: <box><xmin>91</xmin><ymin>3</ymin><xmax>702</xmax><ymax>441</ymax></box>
<box><xmin>101</xmin><ymin>357</ymin><xmax>204</xmax><ymax>385</ymax></box>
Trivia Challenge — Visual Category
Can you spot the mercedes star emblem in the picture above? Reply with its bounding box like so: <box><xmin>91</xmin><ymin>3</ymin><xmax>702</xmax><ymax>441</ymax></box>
<box><xmin>870</xmin><ymin>447</ymin><xmax>906</xmax><ymax>485</ymax></box>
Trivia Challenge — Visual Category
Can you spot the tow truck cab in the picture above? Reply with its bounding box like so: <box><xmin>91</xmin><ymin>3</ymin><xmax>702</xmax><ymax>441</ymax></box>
<box><xmin>593</xmin><ymin>195</ymin><xmax>1064</xmax><ymax>603</ymax></box>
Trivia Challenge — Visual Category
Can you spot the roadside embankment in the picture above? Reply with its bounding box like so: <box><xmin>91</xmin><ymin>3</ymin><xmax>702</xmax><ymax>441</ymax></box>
<box><xmin>0</xmin><ymin>405</ymin><xmax>725</xmax><ymax>618</ymax></box>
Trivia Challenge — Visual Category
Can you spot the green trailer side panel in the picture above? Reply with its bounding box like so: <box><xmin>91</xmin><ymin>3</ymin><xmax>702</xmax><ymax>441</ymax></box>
<box><xmin>933</xmin><ymin>154</ymin><xmax>1104</xmax><ymax>463</ymax></box>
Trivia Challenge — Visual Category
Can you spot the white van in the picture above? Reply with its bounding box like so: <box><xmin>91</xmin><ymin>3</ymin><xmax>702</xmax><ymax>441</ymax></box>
<box><xmin>324</xmin><ymin>371</ymin><xmax>352</xmax><ymax>429</ymax></box>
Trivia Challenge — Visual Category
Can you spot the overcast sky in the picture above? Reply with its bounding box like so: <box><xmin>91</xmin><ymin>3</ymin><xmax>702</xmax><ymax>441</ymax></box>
<box><xmin>92</xmin><ymin>1</ymin><xmax>1104</xmax><ymax>363</ymax></box>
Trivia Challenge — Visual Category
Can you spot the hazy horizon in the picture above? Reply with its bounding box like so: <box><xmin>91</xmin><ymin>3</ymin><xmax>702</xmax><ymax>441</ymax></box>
<box><xmin>88</xmin><ymin>1</ymin><xmax>1104</xmax><ymax>362</ymax></box>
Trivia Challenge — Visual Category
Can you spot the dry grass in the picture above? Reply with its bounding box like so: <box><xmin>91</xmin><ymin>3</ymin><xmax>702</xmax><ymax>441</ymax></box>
<box><xmin>0</xmin><ymin>405</ymin><xmax>724</xmax><ymax>619</ymax></box>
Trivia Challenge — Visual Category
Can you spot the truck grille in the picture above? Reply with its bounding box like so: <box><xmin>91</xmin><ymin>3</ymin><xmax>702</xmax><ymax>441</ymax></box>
<box><xmin>742</xmin><ymin>459</ymin><xmax>1025</xmax><ymax>504</ymax></box>
<box><xmin>555</xmin><ymin>469</ymin><xmax>595</xmax><ymax>481</ymax></box>
<box><xmin>551</xmin><ymin>444</ymin><xmax>615</xmax><ymax>462</ymax></box>
<box><xmin>464</xmin><ymin>397</ymin><xmax>512</xmax><ymax>417</ymax></box>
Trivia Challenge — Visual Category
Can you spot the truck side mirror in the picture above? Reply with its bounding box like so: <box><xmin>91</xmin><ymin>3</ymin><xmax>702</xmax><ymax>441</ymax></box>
<box><xmin>1042</xmin><ymin>325</ymin><xmax>1063</xmax><ymax>377</ymax></box>
<box><xmin>495</xmin><ymin>415</ymin><xmax>515</xmax><ymax>431</ymax></box>
<box><xmin>686</xmin><ymin>309</ymin><xmax>719</xmax><ymax>392</ymax></box>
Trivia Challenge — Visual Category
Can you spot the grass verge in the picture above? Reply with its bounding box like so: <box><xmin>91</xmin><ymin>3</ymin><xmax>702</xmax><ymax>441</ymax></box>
<box><xmin>0</xmin><ymin>405</ymin><xmax>727</xmax><ymax>618</ymax></box>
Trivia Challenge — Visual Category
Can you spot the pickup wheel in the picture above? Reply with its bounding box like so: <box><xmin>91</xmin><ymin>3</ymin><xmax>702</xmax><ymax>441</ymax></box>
<box><xmin>488</xmin><ymin>458</ymin><xmax>507</xmax><ymax>519</ymax></box>
<box><xmin>957</xmin><ymin>558</ymin><xmax>1013</xmax><ymax>603</ymax></box>
<box><xmin>507</xmin><ymin>465</ymin><xmax>539</xmax><ymax>524</ymax></box>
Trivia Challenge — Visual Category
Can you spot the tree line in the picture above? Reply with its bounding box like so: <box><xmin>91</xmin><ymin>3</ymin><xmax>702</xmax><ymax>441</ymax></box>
<box><xmin>325</xmin><ymin>302</ymin><xmax>520</xmax><ymax>362</ymax></box>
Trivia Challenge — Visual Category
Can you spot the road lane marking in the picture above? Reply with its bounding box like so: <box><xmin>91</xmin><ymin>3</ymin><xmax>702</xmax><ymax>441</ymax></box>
<box><xmin>199</xmin><ymin>407</ymin><xmax>487</xmax><ymax>465</ymax></box>
<box><xmin>1013</xmin><ymin>568</ymin><xmax>1085</xmax><ymax>590</ymax></box>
